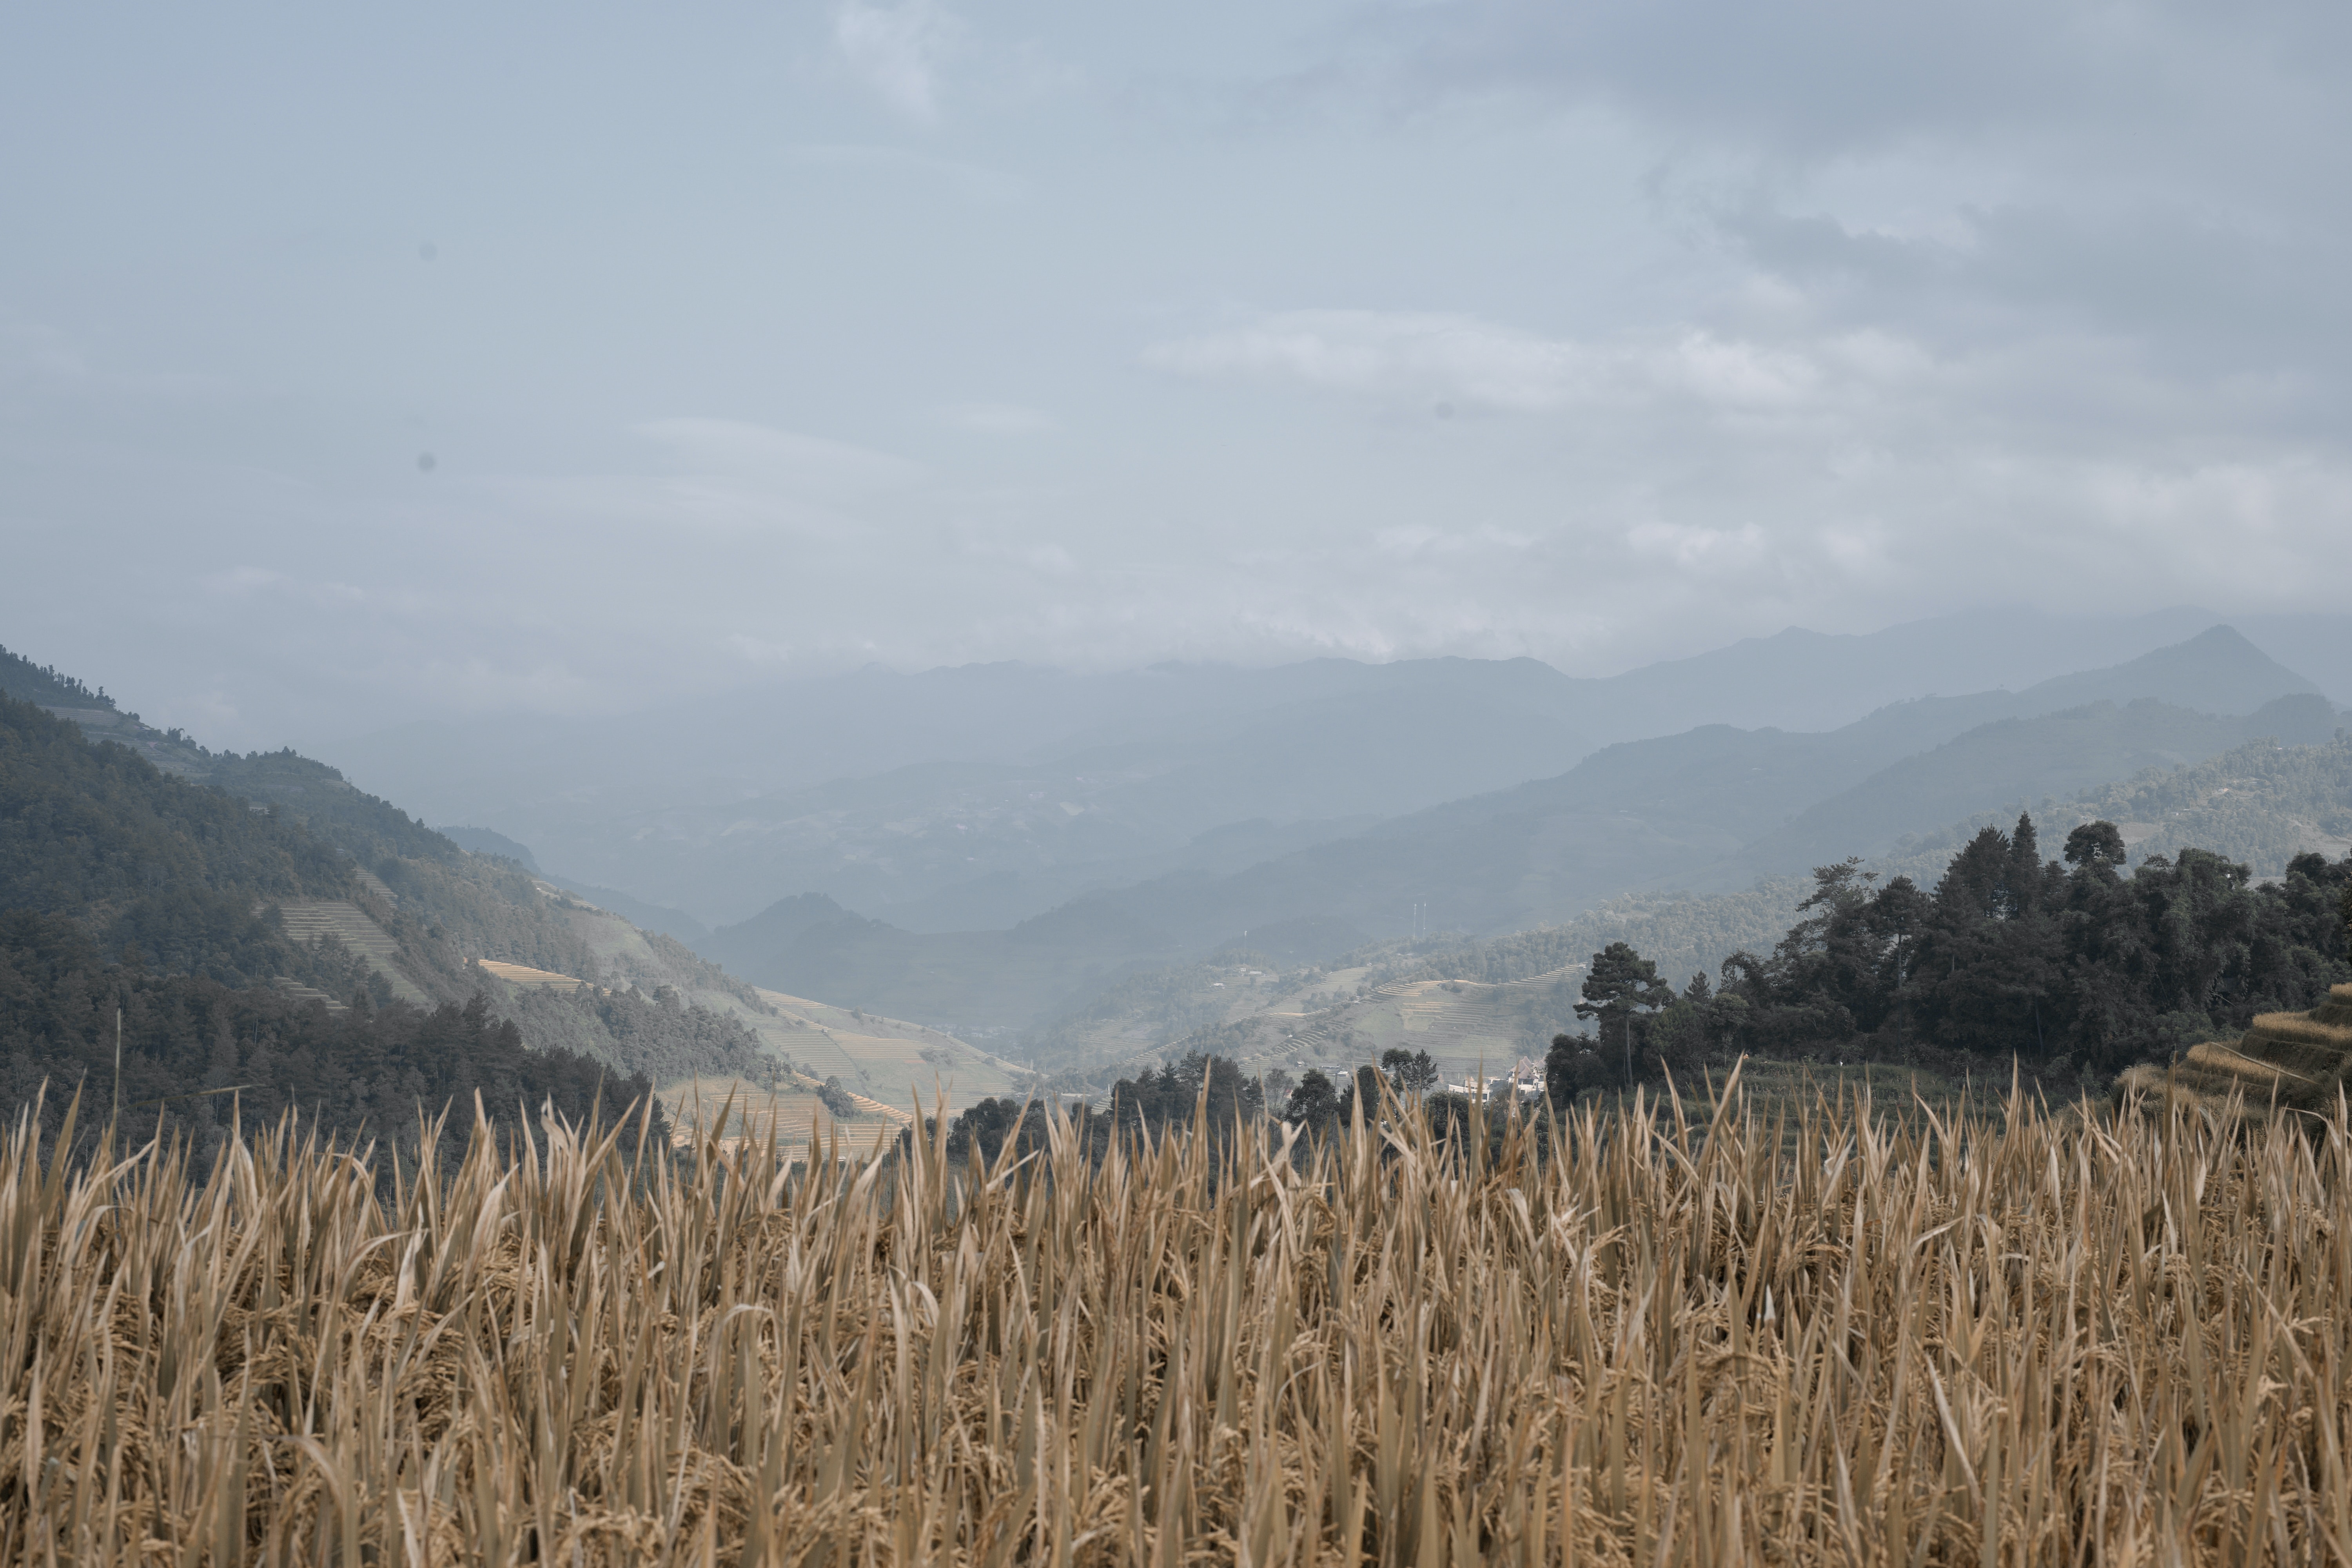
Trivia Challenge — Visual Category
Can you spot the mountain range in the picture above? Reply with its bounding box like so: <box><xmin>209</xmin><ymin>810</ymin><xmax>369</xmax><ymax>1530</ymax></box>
<box><xmin>685</xmin><ymin>625</ymin><xmax>2343</xmax><ymax>1034</ymax></box>
<box><xmin>325</xmin><ymin>606</ymin><xmax>2352</xmax><ymax>932</ymax></box>
<box><xmin>12</xmin><ymin>614</ymin><xmax>2347</xmax><ymax>1050</ymax></box>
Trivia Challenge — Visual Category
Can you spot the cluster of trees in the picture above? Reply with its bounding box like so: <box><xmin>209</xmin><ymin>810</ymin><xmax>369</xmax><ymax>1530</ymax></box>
<box><xmin>941</xmin><ymin>1051</ymin><xmax>1268</xmax><ymax>1166</ymax></box>
<box><xmin>1541</xmin><ymin>815</ymin><xmax>2352</xmax><ymax>1088</ymax></box>
<box><xmin>490</xmin><ymin>978</ymin><xmax>766</xmax><ymax>1085</ymax></box>
<box><xmin>1274</xmin><ymin>1047</ymin><xmax>1441</xmax><ymax>1134</ymax></box>
<box><xmin>0</xmin><ymin>644</ymin><xmax>115</xmax><ymax>710</ymax></box>
<box><xmin>0</xmin><ymin>911</ymin><xmax>657</xmax><ymax>1161</ymax></box>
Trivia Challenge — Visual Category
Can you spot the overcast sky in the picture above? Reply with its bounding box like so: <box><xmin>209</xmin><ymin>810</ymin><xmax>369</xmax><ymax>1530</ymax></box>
<box><xmin>5</xmin><ymin>0</ymin><xmax>2348</xmax><ymax>751</ymax></box>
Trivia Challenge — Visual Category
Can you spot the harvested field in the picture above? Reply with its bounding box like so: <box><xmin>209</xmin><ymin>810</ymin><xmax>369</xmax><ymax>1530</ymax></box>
<box><xmin>660</xmin><ymin>1077</ymin><xmax>915</xmax><ymax>1150</ymax></box>
<box><xmin>751</xmin><ymin>987</ymin><xmax>1025</xmax><ymax>1116</ymax></box>
<box><xmin>475</xmin><ymin>958</ymin><xmax>591</xmax><ymax>991</ymax></box>
<box><xmin>11</xmin><ymin>1073</ymin><xmax>2352</xmax><ymax>1565</ymax></box>
<box><xmin>2120</xmin><ymin>984</ymin><xmax>2352</xmax><ymax>1118</ymax></box>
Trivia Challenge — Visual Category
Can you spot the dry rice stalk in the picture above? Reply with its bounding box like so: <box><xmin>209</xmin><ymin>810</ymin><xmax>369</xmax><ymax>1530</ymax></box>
<box><xmin>4</xmin><ymin>1069</ymin><xmax>2352</xmax><ymax>1565</ymax></box>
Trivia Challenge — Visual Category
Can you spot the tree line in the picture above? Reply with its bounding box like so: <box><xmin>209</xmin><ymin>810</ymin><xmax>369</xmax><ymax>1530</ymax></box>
<box><xmin>938</xmin><ymin>813</ymin><xmax>2352</xmax><ymax>1165</ymax></box>
<box><xmin>1543</xmin><ymin>814</ymin><xmax>2352</xmax><ymax>1092</ymax></box>
<box><xmin>0</xmin><ymin>910</ymin><xmax>657</xmax><ymax>1164</ymax></box>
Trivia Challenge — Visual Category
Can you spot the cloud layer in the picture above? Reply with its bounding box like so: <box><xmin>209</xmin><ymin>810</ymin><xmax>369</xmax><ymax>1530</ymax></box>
<box><xmin>1</xmin><ymin>0</ymin><xmax>2347</xmax><ymax>749</ymax></box>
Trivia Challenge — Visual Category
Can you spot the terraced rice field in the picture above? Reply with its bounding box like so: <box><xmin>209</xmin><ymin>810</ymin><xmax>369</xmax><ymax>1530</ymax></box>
<box><xmin>270</xmin><ymin>899</ymin><xmax>432</xmax><ymax>1004</ymax></box>
<box><xmin>659</xmin><ymin>1076</ymin><xmax>915</xmax><ymax>1154</ymax></box>
<box><xmin>475</xmin><ymin>959</ymin><xmax>591</xmax><ymax>991</ymax></box>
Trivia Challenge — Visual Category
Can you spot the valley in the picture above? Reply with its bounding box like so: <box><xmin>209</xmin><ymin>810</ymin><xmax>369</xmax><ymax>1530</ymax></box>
<box><xmin>645</xmin><ymin>626</ymin><xmax>2345</xmax><ymax>1039</ymax></box>
<box><xmin>7</xmin><ymin>613</ymin><xmax>2350</xmax><ymax>1154</ymax></box>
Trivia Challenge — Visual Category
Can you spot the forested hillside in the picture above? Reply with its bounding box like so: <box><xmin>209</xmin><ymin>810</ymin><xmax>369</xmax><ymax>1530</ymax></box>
<box><xmin>0</xmin><ymin>682</ymin><xmax>768</xmax><ymax>1143</ymax></box>
<box><xmin>0</xmin><ymin>910</ymin><xmax>632</xmax><ymax>1165</ymax></box>
<box><xmin>2078</xmin><ymin>733</ymin><xmax>2352</xmax><ymax>867</ymax></box>
<box><xmin>0</xmin><ymin>696</ymin><xmax>365</xmax><ymax>992</ymax></box>
<box><xmin>0</xmin><ymin>643</ymin><xmax>116</xmax><ymax>710</ymax></box>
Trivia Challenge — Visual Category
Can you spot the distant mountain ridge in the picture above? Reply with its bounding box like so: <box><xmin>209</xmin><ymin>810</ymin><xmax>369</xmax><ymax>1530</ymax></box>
<box><xmin>325</xmin><ymin>606</ymin><xmax>2346</xmax><ymax>930</ymax></box>
<box><xmin>1710</xmin><ymin>692</ymin><xmax>2336</xmax><ymax>888</ymax></box>
<box><xmin>2009</xmin><ymin>626</ymin><xmax>2322</xmax><ymax>715</ymax></box>
<box><xmin>691</xmin><ymin>626</ymin><xmax>2341</xmax><ymax>1031</ymax></box>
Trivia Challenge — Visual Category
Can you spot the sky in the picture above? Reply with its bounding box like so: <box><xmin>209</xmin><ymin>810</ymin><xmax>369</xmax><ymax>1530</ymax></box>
<box><xmin>4</xmin><ymin>0</ymin><xmax>2349</xmax><ymax>751</ymax></box>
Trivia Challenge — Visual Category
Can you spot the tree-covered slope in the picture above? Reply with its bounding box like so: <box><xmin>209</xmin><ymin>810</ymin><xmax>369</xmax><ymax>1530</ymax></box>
<box><xmin>0</xmin><ymin>909</ymin><xmax>643</xmax><ymax>1161</ymax></box>
<box><xmin>0</xmin><ymin>642</ymin><xmax>116</xmax><ymax>710</ymax></box>
<box><xmin>2077</xmin><ymin>733</ymin><xmax>2352</xmax><ymax>869</ymax></box>
<box><xmin>1712</xmin><ymin>694</ymin><xmax>2337</xmax><ymax>886</ymax></box>
<box><xmin>0</xmin><ymin>676</ymin><xmax>769</xmax><ymax>1120</ymax></box>
<box><xmin>1</xmin><ymin>695</ymin><xmax>362</xmax><ymax>990</ymax></box>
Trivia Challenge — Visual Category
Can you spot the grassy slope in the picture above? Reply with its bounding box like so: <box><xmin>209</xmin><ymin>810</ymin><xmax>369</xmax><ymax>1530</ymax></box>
<box><xmin>750</xmin><ymin>989</ymin><xmax>1027</xmax><ymax>1112</ymax></box>
<box><xmin>657</xmin><ymin>992</ymin><xmax>1024</xmax><ymax>1152</ymax></box>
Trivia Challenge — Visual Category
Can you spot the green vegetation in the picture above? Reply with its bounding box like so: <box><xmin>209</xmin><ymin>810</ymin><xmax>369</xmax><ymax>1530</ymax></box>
<box><xmin>2077</xmin><ymin>731</ymin><xmax>2352</xmax><ymax>868</ymax></box>
<box><xmin>817</xmin><ymin>1075</ymin><xmax>858</xmax><ymax>1118</ymax></box>
<box><xmin>0</xmin><ymin>686</ymin><xmax>765</xmax><ymax>1141</ymax></box>
<box><xmin>1715</xmin><ymin>813</ymin><xmax>2350</xmax><ymax>1076</ymax></box>
<box><xmin>0</xmin><ymin>641</ymin><xmax>115</xmax><ymax>709</ymax></box>
<box><xmin>2</xmin><ymin>694</ymin><xmax>363</xmax><ymax>989</ymax></box>
<box><xmin>0</xmin><ymin>910</ymin><xmax>647</xmax><ymax>1159</ymax></box>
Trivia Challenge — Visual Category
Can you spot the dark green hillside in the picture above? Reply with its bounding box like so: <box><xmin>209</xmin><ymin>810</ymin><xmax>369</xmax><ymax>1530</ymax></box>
<box><xmin>0</xmin><ymin>643</ymin><xmax>116</xmax><ymax>710</ymax></box>
<box><xmin>1</xmin><ymin>696</ymin><xmax>359</xmax><ymax>989</ymax></box>
<box><xmin>206</xmin><ymin>748</ymin><xmax>458</xmax><ymax>863</ymax></box>
<box><xmin>186</xmin><ymin>742</ymin><xmax>768</xmax><ymax>1027</ymax></box>
<box><xmin>0</xmin><ymin>910</ymin><xmax>652</xmax><ymax>1161</ymax></box>
<box><xmin>437</xmin><ymin>824</ymin><xmax>542</xmax><ymax>869</ymax></box>
<box><xmin>0</xmin><ymin>668</ymin><xmax>766</xmax><ymax>1110</ymax></box>
<box><xmin>194</xmin><ymin>748</ymin><xmax>608</xmax><ymax>981</ymax></box>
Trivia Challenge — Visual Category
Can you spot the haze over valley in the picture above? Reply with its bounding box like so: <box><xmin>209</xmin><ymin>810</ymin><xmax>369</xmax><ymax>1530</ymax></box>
<box><xmin>15</xmin><ymin>606</ymin><xmax>2344</xmax><ymax>1073</ymax></box>
<box><xmin>256</xmin><ymin>614</ymin><xmax>2329</xmax><ymax>1040</ymax></box>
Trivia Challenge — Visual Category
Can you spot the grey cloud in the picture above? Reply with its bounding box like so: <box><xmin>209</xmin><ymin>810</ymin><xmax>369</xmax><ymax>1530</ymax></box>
<box><xmin>1323</xmin><ymin>0</ymin><xmax>2337</xmax><ymax>159</ymax></box>
<box><xmin>7</xmin><ymin>0</ymin><xmax>2351</xmax><ymax>756</ymax></box>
